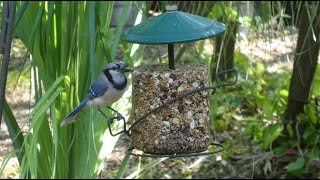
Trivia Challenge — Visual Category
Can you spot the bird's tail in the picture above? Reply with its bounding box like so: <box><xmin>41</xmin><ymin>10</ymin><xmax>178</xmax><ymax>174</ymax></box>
<box><xmin>60</xmin><ymin>98</ymin><xmax>89</xmax><ymax>127</ymax></box>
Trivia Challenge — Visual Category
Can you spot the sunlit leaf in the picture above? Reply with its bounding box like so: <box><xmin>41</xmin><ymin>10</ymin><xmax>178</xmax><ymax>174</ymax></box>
<box><xmin>279</xmin><ymin>89</ymin><xmax>289</xmax><ymax>97</ymax></box>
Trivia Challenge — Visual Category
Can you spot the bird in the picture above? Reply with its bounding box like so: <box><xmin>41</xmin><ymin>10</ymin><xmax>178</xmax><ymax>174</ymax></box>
<box><xmin>60</xmin><ymin>61</ymin><xmax>132</xmax><ymax>127</ymax></box>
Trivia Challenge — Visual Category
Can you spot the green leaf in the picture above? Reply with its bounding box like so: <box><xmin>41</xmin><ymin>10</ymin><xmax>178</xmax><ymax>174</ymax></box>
<box><xmin>262</xmin><ymin>123</ymin><xmax>284</xmax><ymax>149</ymax></box>
<box><xmin>14</xmin><ymin>1</ymin><xmax>30</xmax><ymax>28</ymax></box>
<box><xmin>234</xmin><ymin>51</ymin><xmax>249</xmax><ymax>69</ymax></box>
<box><xmin>255</xmin><ymin>62</ymin><xmax>265</xmax><ymax>78</ymax></box>
<box><xmin>286</xmin><ymin>123</ymin><xmax>294</xmax><ymax>137</ymax></box>
<box><xmin>20</xmin><ymin>76</ymin><xmax>65</xmax><ymax>178</ymax></box>
<box><xmin>279</xmin><ymin>89</ymin><xmax>289</xmax><ymax>97</ymax></box>
<box><xmin>209</xmin><ymin>2</ymin><xmax>238</xmax><ymax>21</ymax></box>
<box><xmin>217</xmin><ymin>106</ymin><xmax>227</xmax><ymax>115</ymax></box>
<box><xmin>262</xmin><ymin>98</ymin><xmax>273</xmax><ymax>119</ymax></box>
<box><xmin>88</xmin><ymin>1</ymin><xmax>96</xmax><ymax>81</ymax></box>
<box><xmin>285</xmin><ymin>157</ymin><xmax>305</xmax><ymax>172</ymax></box>
<box><xmin>312</xmin><ymin>65</ymin><xmax>320</xmax><ymax>96</ymax></box>
<box><xmin>272</xmin><ymin>146</ymin><xmax>286</xmax><ymax>155</ymax></box>
<box><xmin>305</xmin><ymin>104</ymin><xmax>318</xmax><ymax>125</ymax></box>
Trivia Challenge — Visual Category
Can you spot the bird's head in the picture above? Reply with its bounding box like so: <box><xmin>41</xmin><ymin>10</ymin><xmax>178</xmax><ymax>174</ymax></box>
<box><xmin>102</xmin><ymin>62</ymin><xmax>133</xmax><ymax>78</ymax></box>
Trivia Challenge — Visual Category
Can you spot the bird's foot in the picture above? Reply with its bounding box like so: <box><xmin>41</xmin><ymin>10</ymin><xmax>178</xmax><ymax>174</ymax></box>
<box><xmin>106</xmin><ymin>106</ymin><xmax>124</xmax><ymax>121</ymax></box>
<box><xmin>107</xmin><ymin>116</ymin><xmax>115</xmax><ymax>124</ymax></box>
<box><xmin>106</xmin><ymin>113</ymin><xmax>124</xmax><ymax>124</ymax></box>
<box><xmin>99</xmin><ymin>107</ymin><xmax>125</xmax><ymax>125</ymax></box>
<box><xmin>116</xmin><ymin>112</ymin><xmax>124</xmax><ymax>121</ymax></box>
<box><xmin>98</xmin><ymin>108</ymin><xmax>116</xmax><ymax>124</ymax></box>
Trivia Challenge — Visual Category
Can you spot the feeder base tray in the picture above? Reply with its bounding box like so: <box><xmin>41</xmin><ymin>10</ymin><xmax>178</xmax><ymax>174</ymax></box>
<box><xmin>126</xmin><ymin>142</ymin><xmax>224</xmax><ymax>158</ymax></box>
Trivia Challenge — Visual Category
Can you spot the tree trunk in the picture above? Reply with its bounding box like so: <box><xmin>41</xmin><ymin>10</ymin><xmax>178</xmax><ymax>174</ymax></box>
<box><xmin>211</xmin><ymin>20</ymin><xmax>238</xmax><ymax>80</ymax></box>
<box><xmin>284</xmin><ymin>2</ymin><xmax>320</xmax><ymax>122</ymax></box>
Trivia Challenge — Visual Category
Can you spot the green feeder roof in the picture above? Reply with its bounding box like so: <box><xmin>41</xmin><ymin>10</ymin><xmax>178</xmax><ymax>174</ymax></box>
<box><xmin>121</xmin><ymin>10</ymin><xmax>227</xmax><ymax>44</ymax></box>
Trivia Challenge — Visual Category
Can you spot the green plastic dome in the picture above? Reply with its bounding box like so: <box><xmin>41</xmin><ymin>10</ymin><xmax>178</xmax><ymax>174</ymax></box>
<box><xmin>121</xmin><ymin>11</ymin><xmax>227</xmax><ymax>44</ymax></box>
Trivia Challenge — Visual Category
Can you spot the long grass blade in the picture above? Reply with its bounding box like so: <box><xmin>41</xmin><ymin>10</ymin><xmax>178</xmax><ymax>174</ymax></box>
<box><xmin>88</xmin><ymin>1</ymin><xmax>96</xmax><ymax>81</ymax></box>
<box><xmin>115</xmin><ymin>149</ymin><xmax>132</xmax><ymax>179</ymax></box>
<box><xmin>125</xmin><ymin>158</ymin><xmax>168</xmax><ymax>179</ymax></box>
<box><xmin>0</xmin><ymin>149</ymin><xmax>19</xmax><ymax>176</ymax></box>
<box><xmin>14</xmin><ymin>1</ymin><xmax>29</xmax><ymax>28</ymax></box>
<box><xmin>2</xmin><ymin>99</ymin><xmax>24</xmax><ymax>165</ymax></box>
<box><xmin>111</xmin><ymin>1</ymin><xmax>130</xmax><ymax>60</ymax></box>
<box><xmin>13</xmin><ymin>1</ymin><xmax>145</xmax><ymax>178</ymax></box>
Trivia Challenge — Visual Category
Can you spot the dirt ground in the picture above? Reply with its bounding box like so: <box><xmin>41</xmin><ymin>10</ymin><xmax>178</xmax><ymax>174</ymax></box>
<box><xmin>0</xmin><ymin>29</ymin><xmax>298</xmax><ymax>178</ymax></box>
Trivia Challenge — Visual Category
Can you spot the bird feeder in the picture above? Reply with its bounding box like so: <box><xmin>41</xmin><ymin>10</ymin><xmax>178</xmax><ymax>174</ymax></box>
<box><xmin>118</xmin><ymin>4</ymin><xmax>237</xmax><ymax>156</ymax></box>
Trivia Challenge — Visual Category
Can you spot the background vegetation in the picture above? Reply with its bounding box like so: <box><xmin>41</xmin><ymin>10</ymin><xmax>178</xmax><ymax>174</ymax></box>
<box><xmin>0</xmin><ymin>1</ymin><xmax>319</xmax><ymax>179</ymax></box>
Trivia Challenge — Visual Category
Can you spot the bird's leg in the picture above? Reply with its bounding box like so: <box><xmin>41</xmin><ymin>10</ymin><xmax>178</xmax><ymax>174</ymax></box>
<box><xmin>107</xmin><ymin>106</ymin><xmax>124</xmax><ymax>121</ymax></box>
<box><xmin>98</xmin><ymin>108</ymin><xmax>114</xmax><ymax>124</ymax></box>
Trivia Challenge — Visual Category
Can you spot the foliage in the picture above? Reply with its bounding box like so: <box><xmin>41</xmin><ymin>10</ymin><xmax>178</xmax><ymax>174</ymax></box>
<box><xmin>209</xmin><ymin>48</ymin><xmax>320</xmax><ymax>177</ymax></box>
<box><xmin>209</xmin><ymin>1</ymin><xmax>238</xmax><ymax>22</ymax></box>
<box><xmin>1</xmin><ymin>1</ymin><xmax>145</xmax><ymax>178</ymax></box>
<box><xmin>312</xmin><ymin>65</ymin><xmax>320</xmax><ymax>97</ymax></box>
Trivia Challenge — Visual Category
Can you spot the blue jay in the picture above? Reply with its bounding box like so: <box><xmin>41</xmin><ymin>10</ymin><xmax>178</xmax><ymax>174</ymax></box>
<box><xmin>60</xmin><ymin>62</ymin><xmax>132</xmax><ymax>127</ymax></box>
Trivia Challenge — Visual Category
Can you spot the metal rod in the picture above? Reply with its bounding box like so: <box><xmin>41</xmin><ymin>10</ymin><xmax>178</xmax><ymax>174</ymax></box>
<box><xmin>126</xmin><ymin>142</ymin><xmax>225</xmax><ymax>158</ymax></box>
<box><xmin>0</xmin><ymin>1</ymin><xmax>17</xmax><ymax>126</ymax></box>
<box><xmin>98</xmin><ymin>108</ymin><xmax>129</xmax><ymax>137</ymax></box>
<box><xmin>168</xmin><ymin>44</ymin><xmax>175</xmax><ymax>70</ymax></box>
<box><xmin>0</xmin><ymin>2</ymin><xmax>9</xmax><ymax>54</ymax></box>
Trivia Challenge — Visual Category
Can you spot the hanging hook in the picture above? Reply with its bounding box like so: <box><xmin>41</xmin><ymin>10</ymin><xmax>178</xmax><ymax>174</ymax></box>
<box><xmin>165</xmin><ymin>1</ymin><xmax>177</xmax><ymax>12</ymax></box>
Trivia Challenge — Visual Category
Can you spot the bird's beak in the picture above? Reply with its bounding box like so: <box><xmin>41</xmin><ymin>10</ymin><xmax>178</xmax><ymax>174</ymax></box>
<box><xmin>121</xmin><ymin>68</ymin><xmax>133</xmax><ymax>73</ymax></box>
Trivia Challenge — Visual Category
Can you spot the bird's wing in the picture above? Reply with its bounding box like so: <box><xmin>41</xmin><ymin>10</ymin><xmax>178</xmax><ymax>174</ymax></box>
<box><xmin>87</xmin><ymin>75</ymin><xmax>109</xmax><ymax>99</ymax></box>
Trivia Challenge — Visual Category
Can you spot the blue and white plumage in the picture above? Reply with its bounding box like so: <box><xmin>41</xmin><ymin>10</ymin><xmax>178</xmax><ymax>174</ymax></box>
<box><xmin>60</xmin><ymin>62</ymin><xmax>132</xmax><ymax>127</ymax></box>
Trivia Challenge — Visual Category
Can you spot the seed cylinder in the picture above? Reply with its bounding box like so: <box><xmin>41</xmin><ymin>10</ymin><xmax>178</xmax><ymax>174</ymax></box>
<box><xmin>131</xmin><ymin>64</ymin><xmax>212</xmax><ymax>154</ymax></box>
